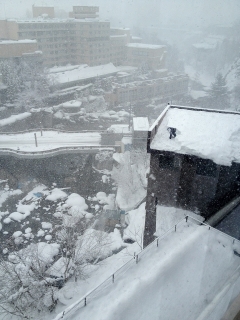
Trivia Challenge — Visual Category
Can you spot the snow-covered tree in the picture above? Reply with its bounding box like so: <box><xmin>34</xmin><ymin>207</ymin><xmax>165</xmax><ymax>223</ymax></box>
<box><xmin>0</xmin><ymin>226</ymin><xmax>111</xmax><ymax>318</ymax></box>
<box><xmin>0</xmin><ymin>61</ymin><xmax>23</xmax><ymax>102</ymax></box>
<box><xmin>0</xmin><ymin>243</ymin><xmax>60</xmax><ymax>318</ymax></box>
<box><xmin>208</xmin><ymin>73</ymin><xmax>230</xmax><ymax>109</ymax></box>
<box><xmin>0</xmin><ymin>59</ymin><xmax>51</xmax><ymax>109</ymax></box>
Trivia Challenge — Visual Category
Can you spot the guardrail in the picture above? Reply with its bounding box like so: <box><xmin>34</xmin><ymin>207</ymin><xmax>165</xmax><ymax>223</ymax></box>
<box><xmin>53</xmin><ymin>214</ymin><xmax>240</xmax><ymax>320</ymax></box>
<box><xmin>0</xmin><ymin>145</ymin><xmax>120</xmax><ymax>159</ymax></box>
<box><xmin>53</xmin><ymin>216</ymin><xmax>187</xmax><ymax>320</ymax></box>
<box><xmin>0</xmin><ymin>128</ymin><xmax>105</xmax><ymax>135</ymax></box>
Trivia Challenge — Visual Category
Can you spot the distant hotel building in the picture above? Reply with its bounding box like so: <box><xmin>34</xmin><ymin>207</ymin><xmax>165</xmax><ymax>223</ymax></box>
<box><xmin>125</xmin><ymin>43</ymin><xmax>167</xmax><ymax>70</ymax></box>
<box><xmin>0</xmin><ymin>5</ymin><xmax>166</xmax><ymax>69</ymax></box>
<box><xmin>0</xmin><ymin>39</ymin><xmax>37</xmax><ymax>57</ymax></box>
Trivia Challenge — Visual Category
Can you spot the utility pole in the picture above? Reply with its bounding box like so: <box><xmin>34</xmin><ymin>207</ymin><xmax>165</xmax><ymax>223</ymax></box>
<box><xmin>128</xmin><ymin>103</ymin><xmax>132</xmax><ymax>130</ymax></box>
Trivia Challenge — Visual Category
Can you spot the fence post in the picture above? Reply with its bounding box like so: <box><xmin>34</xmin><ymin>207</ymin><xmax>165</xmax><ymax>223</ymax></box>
<box><xmin>84</xmin><ymin>297</ymin><xmax>87</xmax><ymax>307</ymax></box>
<box><xmin>136</xmin><ymin>255</ymin><xmax>139</xmax><ymax>264</ymax></box>
<box><xmin>34</xmin><ymin>133</ymin><xmax>38</xmax><ymax>147</ymax></box>
<box><xmin>157</xmin><ymin>238</ymin><xmax>159</xmax><ymax>247</ymax></box>
<box><xmin>112</xmin><ymin>274</ymin><xmax>114</xmax><ymax>283</ymax></box>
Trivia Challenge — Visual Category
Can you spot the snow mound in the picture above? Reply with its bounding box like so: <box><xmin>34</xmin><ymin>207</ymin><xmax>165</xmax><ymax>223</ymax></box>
<box><xmin>41</xmin><ymin>222</ymin><xmax>52</xmax><ymax>229</ymax></box>
<box><xmin>46</xmin><ymin>188</ymin><xmax>68</xmax><ymax>201</ymax></box>
<box><xmin>65</xmin><ymin>193</ymin><xmax>88</xmax><ymax>211</ymax></box>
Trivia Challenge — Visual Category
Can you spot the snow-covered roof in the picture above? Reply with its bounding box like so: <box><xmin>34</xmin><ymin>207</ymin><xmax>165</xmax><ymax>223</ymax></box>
<box><xmin>49</xmin><ymin>63</ymin><xmax>118</xmax><ymax>84</ymax></box>
<box><xmin>116</xmin><ymin>65</ymin><xmax>137</xmax><ymax>73</ymax></box>
<box><xmin>150</xmin><ymin>106</ymin><xmax>240</xmax><ymax>166</ymax></box>
<box><xmin>131</xmin><ymin>36</ymin><xmax>142</xmax><ymax>40</ymax></box>
<box><xmin>126</xmin><ymin>43</ymin><xmax>166</xmax><ymax>49</ymax></box>
<box><xmin>111</xmin><ymin>27</ymin><xmax>130</xmax><ymax>31</ymax></box>
<box><xmin>110</xmin><ymin>34</ymin><xmax>127</xmax><ymax>39</ymax></box>
<box><xmin>12</xmin><ymin>18</ymin><xmax>105</xmax><ymax>23</ymax></box>
<box><xmin>0</xmin><ymin>39</ymin><xmax>37</xmax><ymax>44</ymax></box>
<box><xmin>133</xmin><ymin>117</ymin><xmax>149</xmax><ymax>132</ymax></box>
<box><xmin>62</xmin><ymin>100</ymin><xmax>82</xmax><ymax>108</ymax></box>
<box><xmin>121</xmin><ymin>136</ymin><xmax>132</xmax><ymax>144</ymax></box>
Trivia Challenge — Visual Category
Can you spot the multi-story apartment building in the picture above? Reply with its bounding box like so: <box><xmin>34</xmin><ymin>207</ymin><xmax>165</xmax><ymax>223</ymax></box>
<box><xmin>69</xmin><ymin>6</ymin><xmax>99</xmax><ymax>19</ymax></box>
<box><xmin>0</xmin><ymin>39</ymin><xmax>38</xmax><ymax>59</ymax></box>
<box><xmin>0</xmin><ymin>6</ymin><xmax>114</xmax><ymax>67</ymax></box>
<box><xmin>125</xmin><ymin>43</ymin><xmax>167</xmax><ymax>70</ymax></box>
<box><xmin>0</xmin><ymin>19</ymin><xmax>112</xmax><ymax>67</ymax></box>
<box><xmin>105</xmin><ymin>74</ymin><xmax>189</xmax><ymax>106</ymax></box>
<box><xmin>0</xmin><ymin>6</ymin><xmax>165</xmax><ymax>71</ymax></box>
<box><xmin>74</xmin><ymin>20</ymin><xmax>110</xmax><ymax>66</ymax></box>
<box><xmin>32</xmin><ymin>5</ymin><xmax>55</xmax><ymax>18</ymax></box>
<box><xmin>109</xmin><ymin>34</ymin><xmax>128</xmax><ymax>66</ymax></box>
<box><xmin>109</xmin><ymin>28</ymin><xmax>132</xmax><ymax>66</ymax></box>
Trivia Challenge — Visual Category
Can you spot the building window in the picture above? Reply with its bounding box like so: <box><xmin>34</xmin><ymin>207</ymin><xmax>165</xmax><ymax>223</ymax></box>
<box><xmin>196</xmin><ymin>159</ymin><xmax>217</xmax><ymax>177</ymax></box>
<box><xmin>159</xmin><ymin>154</ymin><xmax>175</xmax><ymax>170</ymax></box>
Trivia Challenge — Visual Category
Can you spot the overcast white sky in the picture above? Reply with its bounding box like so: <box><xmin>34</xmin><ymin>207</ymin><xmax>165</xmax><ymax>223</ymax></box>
<box><xmin>1</xmin><ymin>0</ymin><xmax>240</xmax><ymax>30</ymax></box>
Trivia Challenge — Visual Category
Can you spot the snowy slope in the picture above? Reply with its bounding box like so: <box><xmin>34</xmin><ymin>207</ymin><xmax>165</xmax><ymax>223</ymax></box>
<box><xmin>53</xmin><ymin>220</ymin><xmax>240</xmax><ymax>320</ymax></box>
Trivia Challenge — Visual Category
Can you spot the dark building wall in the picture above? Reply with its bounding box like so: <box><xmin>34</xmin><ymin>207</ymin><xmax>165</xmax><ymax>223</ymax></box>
<box><xmin>190</xmin><ymin>174</ymin><xmax>219</xmax><ymax>214</ymax></box>
<box><xmin>144</xmin><ymin>150</ymin><xmax>240</xmax><ymax>246</ymax></box>
<box><xmin>144</xmin><ymin>151</ymin><xmax>181</xmax><ymax>246</ymax></box>
<box><xmin>147</xmin><ymin>152</ymin><xmax>181</xmax><ymax>206</ymax></box>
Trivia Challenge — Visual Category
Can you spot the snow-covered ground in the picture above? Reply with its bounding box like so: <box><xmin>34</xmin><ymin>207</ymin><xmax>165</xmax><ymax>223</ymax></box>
<box><xmin>52</xmin><ymin>217</ymin><xmax>240</xmax><ymax>320</ymax></box>
<box><xmin>0</xmin><ymin>131</ymin><xmax>101</xmax><ymax>151</ymax></box>
<box><xmin>1</xmin><ymin>179</ymin><xmax>239</xmax><ymax>320</ymax></box>
<box><xmin>0</xmin><ymin>113</ymin><xmax>31</xmax><ymax>127</ymax></box>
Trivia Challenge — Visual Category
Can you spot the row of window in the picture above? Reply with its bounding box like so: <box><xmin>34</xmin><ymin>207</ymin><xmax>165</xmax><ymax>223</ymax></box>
<box><xmin>19</xmin><ymin>23</ymin><xmax>75</xmax><ymax>30</ymax></box>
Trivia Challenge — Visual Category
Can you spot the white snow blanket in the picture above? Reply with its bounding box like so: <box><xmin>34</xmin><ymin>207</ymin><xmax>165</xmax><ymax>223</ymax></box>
<box><xmin>55</xmin><ymin>221</ymin><xmax>240</xmax><ymax>320</ymax></box>
<box><xmin>151</xmin><ymin>107</ymin><xmax>240</xmax><ymax>166</ymax></box>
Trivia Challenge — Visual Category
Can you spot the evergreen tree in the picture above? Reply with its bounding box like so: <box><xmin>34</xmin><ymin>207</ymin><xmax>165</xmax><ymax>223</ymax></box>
<box><xmin>0</xmin><ymin>59</ymin><xmax>51</xmax><ymax>109</ymax></box>
<box><xmin>208</xmin><ymin>73</ymin><xmax>230</xmax><ymax>109</ymax></box>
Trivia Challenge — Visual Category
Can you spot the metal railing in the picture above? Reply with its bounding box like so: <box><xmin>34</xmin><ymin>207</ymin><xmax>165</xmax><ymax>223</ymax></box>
<box><xmin>0</xmin><ymin>128</ymin><xmax>105</xmax><ymax>135</ymax></box>
<box><xmin>53</xmin><ymin>216</ymin><xmax>189</xmax><ymax>319</ymax></box>
<box><xmin>53</xmin><ymin>215</ymin><xmax>240</xmax><ymax>320</ymax></box>
<box><xmin>0</xmin><ymin>145</ymin><xmax>119</xmax><ymax>158</ymax></box>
